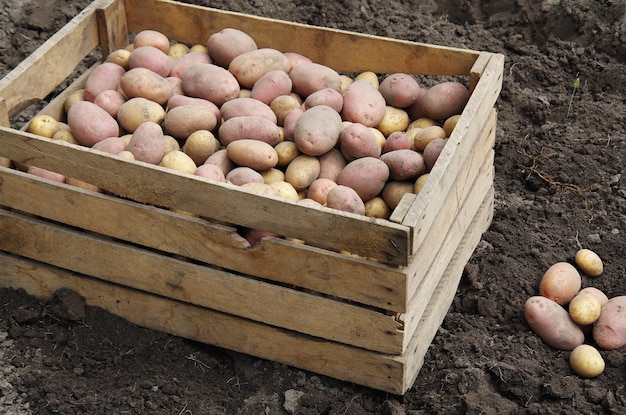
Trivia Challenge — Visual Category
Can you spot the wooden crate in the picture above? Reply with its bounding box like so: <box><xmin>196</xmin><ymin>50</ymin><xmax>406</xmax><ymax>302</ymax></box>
<box><xmin>0</xmin><ymin>0</ymin><xmax>503</xmax><ymax>394</ymax></box>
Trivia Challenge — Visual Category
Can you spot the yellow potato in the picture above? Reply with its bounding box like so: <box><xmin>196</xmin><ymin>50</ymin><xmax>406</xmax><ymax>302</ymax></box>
<box><xmin>64</xmin><ymin>89</ymin><xmax>86</xmax><ymax>113</ymax></box>
<box><xmin>285</xmin><ymin>155</ymin><xmax>321</xmax><ymax>191</ymax></box>
<box><xmin>413</xmin><ymin>125</ymin><xmax>446</xmax><ymax>152</ymax></box>
<box><xmin>274</xmin><ymin>141</ymin><xmax>300</xmax><ymax>168</ymax></box>
<box><xmin>376</xmin><ymin>106</ymin><xmax>410</xmax><ymax>137</ymax></box>
<box><xmin>160</xmin><ymin>150</ymin><xmax>197</xmax><ymax>174</ymax></box>
<box><xmin>168</xmin><ymin>42</ymin><xmax>190</xmax><ymax>58</ymax></box>
<box><xmin>364</xmin><ymin>196</ymin><xmax>391</xmax><ymax>219</ymax></box>
<box><xmin>105</xmin><ymin>48</ymin><xmax>131</xmax><ymax>70</ymax></box>
<box><xmin>569</xmin><ymin>344</ymin><xmax>605</xmax><ymax>378</ymax></box>
<box><xmin>183</xmin><ymin>130</ymin><xmax>220</xmax><ymax>165</ymax></box>
<box><xmin>339</xmin><ymin>74</ymin><xmax>354</xmax><ymax>93</ymax></box>
<box><xmin>368</xmin><ymin>127</ymin><xmax>386</xmax><ymax>151</ymax></box>
<box><xmin>52</xmin><ymin>129</ymin><xmax>79</xmax><ymax>145</ymax></box>
<box><xmin>28</xmin><ymin>115</ymin><xmax>60</xmax><ymax>138</ymax></box>
<box><xmin>407</xmin><ymin>117</ymin><xmax>438</xmax><ymax>131</ymax></box>
<box><xmin>575</xmin><ymin>248</ymin><xmax>603</xmax><ymax>277</ymax></box>
<box><xmin>443</xmin><ymin>114</ymin><xmax>462</xmax><ymax>137</ymax></box>
<box><xmin>414</xmin><ymin>173</ymin><xmax>430</xmax><ymax>194</ymax></box>
<box><xmin>568</xmin><ymin>293</ymin><xmax>601</xmax><ymax>325</ymax></box>
<box><xmin>261</xmin><ymin>168</ymin><xmax>285</xmax><ymax>184</ymax></box>
<box><xmin>355</xmin><ymin>71</ymin><xmax>379</xmax><ymax>89</ymax></box>
<box><xmin>269</xmin><ymin>181</ymin><xmax>300</xmax><ymax>201</ymax></box>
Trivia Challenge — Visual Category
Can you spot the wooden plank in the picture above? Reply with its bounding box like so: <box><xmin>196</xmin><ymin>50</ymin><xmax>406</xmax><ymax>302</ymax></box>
<box><xmin>0</xmin><ymin>166</ymin><xmax>407</xmax><ymax>311</ymax></box>
<box><xmin>0</xmin><ymin>209</ymin><xmax>403</xmax><ymax>354</ymax></box>
<box><xmin>96</xmin><ymin>0</ymin><xmax>129</xmax><ymax>58</ymax></box>
<box><xmin>0</xmin><ymin>2</ymin><xmax>101</xmax><ymax>119</ymax></box>
<box><xmin>124</xmin><ymin>0</ymin><xmax>480</xmax><ymax>76</ymax></box>
<box><xmin>0</xmin><ymin>129</ymin><xmax>409</xmax><ymax>265</ymax></box>
<box><xmin>401</xmin><ymin>150</ymin><xmax>495</xmax><ymax>350</ymax></box>
<box><xmin>0</xmin><ymin>190</ymin><xmax>492</xmax><ymax>394</ymax></box>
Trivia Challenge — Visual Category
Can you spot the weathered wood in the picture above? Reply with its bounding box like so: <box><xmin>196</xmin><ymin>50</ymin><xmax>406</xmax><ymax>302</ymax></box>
<box><xmin>124</xmin><ymin>0</ymin><xmax>480</xmax><ymax>76</ymax></box>
<box><xmin>96</xmin><ymin>0</ymin><xmax>129</xmax><ymax>58</ymax></box>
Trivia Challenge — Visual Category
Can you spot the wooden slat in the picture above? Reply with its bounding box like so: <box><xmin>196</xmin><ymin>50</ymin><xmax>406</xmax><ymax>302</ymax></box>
<box><xmin>96</xmin><ymin>0</ymin><xmax>129</xmax><ymax>58</ymax></box>
<box><xmin>0</xmin><ymin>209</ymin><xmax>403</xmax><ymax>354</ymax></box>
<box><xmin>0</xmin><ymin>166</ymin><xmax>407</xmax><ymax>311</ymax></box>
<box><xmin>124</xmin><ymin>0</ymin><xmax>480</xmax><ymax>76</ymax></box>
<box><xmin>0</xmin><ymin>2</ymin><xmax>101</xmax><ymax>119</ymax></box>
<box><xmin>0</xmin><ymin>189</ymin><xmax>493</xmax><ymax>394</ymax></box>
<box><xmin>0</xmin><ymin>129</ymin><xmax>409</xmax><ymax>265</ymax></box>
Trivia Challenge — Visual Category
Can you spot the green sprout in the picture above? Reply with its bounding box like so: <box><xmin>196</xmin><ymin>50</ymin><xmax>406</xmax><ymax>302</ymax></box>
<box><xmin>565</xmin><ymin>73</ymin><xmax>580</xmax><ymax>121</ymax></box>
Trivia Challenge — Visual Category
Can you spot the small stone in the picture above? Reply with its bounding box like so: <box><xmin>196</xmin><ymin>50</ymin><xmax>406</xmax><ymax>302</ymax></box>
<box><xmin>283</xmin><ymin>389</ymin><xmax>305</xmax><ymax>414</ymax></box>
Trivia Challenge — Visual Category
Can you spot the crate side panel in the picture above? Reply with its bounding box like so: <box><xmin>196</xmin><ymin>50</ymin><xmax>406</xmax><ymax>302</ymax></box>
<box><xmin>0</xmin><ymin>128</ymin><xmax>409</xmax><ymax>266</ymax></box>
<box><xmin>0</xmin><ymin>252</ymin><xmax>406</xmax><ymax>394</ymax></box>
<box><xmin>0</xmin><ymin>209</ymin><xmax>404</xmax><ymax>354</ymax></box>
<box><xmin>0</xmin><ymin>167</ymin><xmax>407</xmax><ymax>310</ymax></box>
<box><xmin>124</xmin><ymin>0</ymin><xmax>479</xmax><ymax>76</ymax></box>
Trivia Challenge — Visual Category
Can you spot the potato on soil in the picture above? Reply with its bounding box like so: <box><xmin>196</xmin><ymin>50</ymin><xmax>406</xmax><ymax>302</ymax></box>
<box><xmin>341</xmin><ymin>79</ymin><xmax>387</xmax><ymax>127</ymax></box>
<box><xmin>421</xmin><ymin>81</ymin><xmax>470</xmax><ymax>121</ymax></box>
<box><xmin>339</xmin><ymin>122</ymin><xmax>382</xmax><ymax>161</ymax></box>
<box><xmin>568</xmin><ymin>293</ymin><xmax>602</xmax><ymax>326</ymax></box>
<box><xmin>127</xmin><ymin>121</ymin><xmax>165</xmax><ymax>164</ymax></box>
<box><xmin>524</xmin><ymin>295</ymin><xmax>585</xmax><ymax>350</ymax></box>
<box><xmin>218</xmin><ymin>116</ymin><xmax>283</xmax><ymax>147</ymax></box>
<box><xmin>206</xmin><ymin>28</ymin><xmax>258</xmax><ymax>68</ymax></box>
<box><xmin>28</xmin><ymin>114</ymin><xmax>60</xmax><ymax>138</ymax></box>
<box><xmin>182</xmin><ymin>63</ymin><xmax>240</xmax><ymax>106</ymax></box>
<box><xmin>379</xmin><ymin>73</ymin><xmax>421</xmax><ymax>108</ymax></box>
<box><xmin>539</xmin><ymin>262</ymin><xmax>582</xmax><ymax>305</ymax></box>
<box><xmin>337</xmin><ymin>156</ymin><xmax>390</xmax><ymax>201</ymax></box>
<box><xmin>117</xmin><ymin>97</ymin><xmax>166</xmax><ymax>133</ymax></box>
<box><xmin>577</xmin><ymin>287</ymin><xmax>608</xmax><ymax>306</ymax></box>
<box><xmin>326</xmin><ymin>185</ymin><xmax>366</xmax><ymax>215</ymax></box>
<box><xmin>593</xmin><ymin>296</ymin><xmax>626</xmax><ymax>350</ymax></box>
<box><xmin>380</xmin><ymin>149</ymin><xmax>425</xmax><ymax>181</ymax></box>
<box><xmin>67</xmin><ymin>101</ymin><xmax>120</xmax><ymax>147</ymax></box>
<box><xmin>229</xmin><ymin>48</ymin><xmax>290</xmax><ymax>89</ymax></box>
<box><xmin>289</xmin><ymin>62</ymin><xmax>342</xmax><ymax>98</ymax></box>
<box><xmin>574</xmin><ymin>248</ymin><xmax>603</xmax><ymax>277</ymax></box>
<box><xmin>227</xmin><ymin>139</ymin><xmax>279</xmax><ymax>171</ymax></box>
<box><xmin>569</xmin><ymin>344</ymin><xmax>605</xmax><ymax>378</ymax></box>
<box><xmin>284</xmin><ymin>155</ymin><xmax>321</xmax><ymax>191</ymax></box>
<box><xmin>163</xmin><ymin>105</ymin><xmax>219</xmax><ymax>141</ymax></box>
<box><xmin>293</xmin><ymin>105</ymin><xmax>343</xmax><ymax>156</ymax></box>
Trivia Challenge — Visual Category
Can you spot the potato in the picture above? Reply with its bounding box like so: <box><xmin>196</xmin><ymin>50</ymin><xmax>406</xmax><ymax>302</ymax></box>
<box><xmin>339</xmin><ymin>122</ymin><xmax>382</xmax><ymax>161</ymax></box>
<box><xmin>183</xmin><ymin>130</ymin><xmax>220</xmax><ymax>165</ymax></box>
<box><xmin>293</xmin><ymin>105</ymin><xmax>343</xmax><ymax>156</ymax></box>
<box><xmin>318</xmin><ymin>148</ymin><xmax>346</xmax><ymax>182</ymax></box>
<box><xmin>164</xmin><ymin>76</ymin><xmax>184</xmax><ymax>96</ymax></box>
<box><xmin>306</xmin><ymin>178</ymin><xmax>337</xmax><ymax>205</ymax></box>
<box><xmin>206</xmin><ymin>28</ymin><xmax>258</xmax><ymax>68</ymax></box>
<box><xmin>382</xmin><ymin>181</ymin><xmax>414</xmax><ymax>210</ymax></box>
<box><xmin>339</xmin><ymin>75</ymin><xmax>354</xmax><ymax>93</ymax></box>
<box><xmin>166</xmin><ymin>94</ymin><xmax>221</xmax><ymax>121</ymax></box>
<box><xmin>413</xmin><ymin>125</ymin><xmax>446</xmax><ymax>152</ymax></box>
<box><xmin>182</xmin><ymin>63</ymin><xmax>240</xmax><ymax>106</ymax></box>
<box><xmin>337</xmin><ymin>156</ymin><xmax>389</xmax><ymax>201</ymax></box>
<box><xmin>407</xmin><ymin>117</ymin><xmax>438</xmax><ymax>131</ymax></box>
<box><xmin>117</xmin><ymin>150</ymin><xmax>135</xmax><ymax>160</ymax></box>
<box><xmin>539</xmin><ymin>262</ymin><xmax>582</xmax><ymax>305</ymax></box>
<box><xmin>406</xmin><ymin>87</ymin><xmax>428</xmax><ymax>120</ymax></box>
<box><xmin>284</xmin><ymin>155</ymin><xmax>320</xmax><ymax>191</ymax></box>
<box><xmin>162</xmin><ymin>134</ymin><xmax>180</xmax><ymax>155</ymax></box>
<box><xmin>83</xmin><ymin>62</ymin><xmax>126</xmax><ymax>102</ymax></box>
<box><xmin>127</xmin><ymin>121</ymin><xmax>165</xmax><ymax>164</ymax></box>
<box><xmin>524</xmin><ymin>295</ymin><xmax>585</xmax><ymax>350</ymax></box>
<box><xmin>94</xmin><ymin>89</ymin><xmax>126</xmax><ymax>117</ymax></box>
<box><xmin>577</xmin><ymin>287</ymin><xmax>609</xmax><ymax>307</ymax></box>
<box><xmin>163</xmin><ymin>105</ymin><xmax>219</xmax><ymax>140</ymax></box>
<box><xmin>52</xmin><ymin>129</ymin><xmax>79</xmax><ymax>145</ymax></box>
<box><xmin>168</xmin><ymin>51</ymin><xmax>212</xmax><ymax>78</ymax></box>
<box><xmin>379</xmin><ymin>73</ymin><xmax>421</xmax><ymax>108</ymax></box>
<box><xmin>421</xmin><ymin>81</ymin><xmax>471</xmax><ymax>121</ymax></box>
<box><xmin>283</xmin><ymin>108</ymin><xmax>304</xmax><ymax>141</ymax></box>
<box><xmin>270</xmin><ymin>95</ymin><xmax>303</xmax><ymax>126</ymax></box>
<box><xmin>133</xmin><ymin>30</ymin><xmax>170</xmax><ymax>53</ymax></box>
<box><xmin>159</xmin><ymin>150</ymin><xmax>197</xmax><ymax>174</ymax></box>
<box><xmin>204</xmin><ymin>149</ymin><xmax>235</xmax><ymax>176</ymax></box>
<box><xmin>105</xmin><ymin>48</ymin><xmax>131</xmax><ymax>70</ymax></box>
<box><xmin>364</xmin><ymin>197</ymin><xmax>391</xmax><ymax>219</ymax></box>
<box><xmin>443</xmin><ymin>114</ymin><xmax>462</xmax><ymax>137</ymax></box>
<box><xmin>194</xmin><ymin>163</ymin><xmax>226</xmax><ymax>182</ymax></box>
<box><xmin>284</xmin><ymin>52</ymin><xmax>312</xmax><ymax>70</ymax></box>
<box><xmin>355</xmin><ymin>71</ymin><xmax>379</xmax><ymax>89</ymax></box>
<box><xmin>274</xmin><ymin>141</ymin><xmax>300</xmax><ymax>168</ymax></box>
<box><xmin>304</xmin><ymin>88</ymin><xmax>343</xmax><ymax>112</ymax></box>
<box><xmin>568</xmin><ymin>293</ymin><xmax>602</xmax><ymax>325</ymax></box>
<box><xmin>128</xmin><ymin>45</ymin><xmax>172</xmax><ymax>77</ymax></box>
<box><xmin>226</xmin><ymin>166</ymin><xmax>264</xmax><ymax>186</ymax></box>
<box><xmin>414</xmin><ymin>173</ymin><xmax>429</xmax><ymax>194</ymax></box>
<box><xmin>218</xmin><ymin>116</ymin><xmax>282</xmax><ymax>147</ymax></box>
<box><xmin>269</xmin><ymin>180</ymin><xmax>300</xmax><ymax>201</ymax></box>
<box><xmin>64</xmin><ymin>89</ymin><xmax>85</xmax><ymax>113</ymax></box>
<box><xmin>261</xmin><ymin>167</ymin><xmax>285</xmax><ymax>184</ymax></box>
<box><xmin>250</xmin><ymin>69</ymin><xmax>293</xmax><ymax>105</ymax></box>
<box><xmin>92</xmin><ymin>136</ymin><xmax>128</xmax><ymax>154</ymax></box>
<box><xmin>28</xmin><ymin>114</ymin><xmax>60</xmax><ymax>138</ymax></box>
<box><xmin>120</xmin><ymin>67</ymin><xmax>173</xmax><ymax>105</ymax></box>
<box><xmin>117</xmin><ymin>97</ymin><xmax>166</xmax><ymax>133</ymax></box>
<box><xmin>376</xmin><ymin>106</ymin><xmax>410</xmax><ymax>137</ymax></box>
<box><xmin>326</xmin><ymin>185</ymin><xmax>365</xmax><ymax>215</ymax></box>
<box><xmin>27</xmin><ymin>166</ymin><xmax>65</xmax><ymax>183</ymax></box>
<box><xmin>67</xmin><ymin>101</ymin><xmax>120</xmax><ymax>147</ymax></box>
<box><xmin>227</xmin><ymin>139</ymin><xmax>278</xmax><ymax>171</ymax></box>
<box><xmin>228</xmin><ymin>48</ymin><xmax>290</xmax><ymax>89</ymax></box>
<box><xmin>289</xmin><ymin>62</ymin><xmax>342</xmax><ymax>98</ymax></box>
<box><xmin>593</xmin><ymin>296</ymin><xmax>626</xmax><ymax>350</ymax></box>
<box><xmin>220</xmin><ymin>97</ymin><xmax>278</xmax><ymax>124</ymax></box>
<box><xmin>167</xmin><ymin>43</ymin><xmax>190</xmax><ymax>59</ymax></box>
<box><xmin>383</xmin><ymin>131</ymin><xmax>411</xmax><ymax>153</ymax></box>
<box><xmin>575</xmin><ymin>248</ymin><xmax>603</xmax><ymax>277</ymax></box>
<box><xmin>380</xmin><ymin>149</ymin><xmax>425</xmax><ymax>181</ymax></box>
<box><xmin>569</xmin><ymin>345</ymin><xmax>605</xmax><ymax>378</ymax></box>
<box><xmin>341</xmin><ymin>79</ymin><xmax>387</xmax><ymax>127</ymax></box>
<box><xmin>423</xmin><ymin>138</ymin><xmax>447</xmax><ymax>171</ymax></box>
<box><xmin>190</xmin><ymin>44</ymin><xmax>208</xmax><ymax>53</ymax></box>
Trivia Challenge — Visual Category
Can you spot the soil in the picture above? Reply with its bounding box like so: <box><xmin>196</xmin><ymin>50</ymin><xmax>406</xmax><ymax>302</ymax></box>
<box><xmin>1</xmin><ymin>0</ymin><xmax>625</xmax><ymax>414</ymax></box>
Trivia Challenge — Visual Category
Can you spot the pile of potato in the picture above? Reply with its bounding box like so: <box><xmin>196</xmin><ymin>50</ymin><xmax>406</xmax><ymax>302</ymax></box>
<box><xmin>26</xmin><ymin>28</ymin><xmax>470</xmax><ymax>221</ymax></box>
<box><xmin>524</xmin><ymin>248</ymin><xmax>626</xmax><ymax>378</ymax></box>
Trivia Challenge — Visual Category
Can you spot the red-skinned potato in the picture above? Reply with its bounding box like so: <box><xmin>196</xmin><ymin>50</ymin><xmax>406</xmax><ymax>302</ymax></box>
<box><xmin>92</xmin><ymin>136</ymin><xmax>128</xmax><ymax>155</ymax></box>
<box><xmin>383</xmin><ymin>131</ymin><xmax>411</xmax><ymax>153</ymax></box>
<box><xmin>593</xmin><ymin>296</ymin><xmax>626</xmax><ymax>350</ymax></box>
<box><xmin>307</xmin><ymin>178</ymin><xmax>337</xmax><ymax>205</ymax></box>
<box><xmin>227</xmin><ymin>139</ymin><xmax>279</xmax><ymax>171</ymax></box>
<box><xmin>229</xmin><ymin>48</ymin><xmax>290</xmax><ymax>89</ymax></box>
<box><xmin>226</xmin><ymin>166</ymin><xmax>264</xmax><ymax>186</ymax></box>
<box><xmin>379</xmin><ymin>73</ymin><xmax>421</xmax><ymax>108</ymax></box>
<box><xmin>421</xmin><ymin>81</ymin><xmax>470</xmax><ymax>121</ymax></box>
<box><xmin>250</xmin><ymin>69</ymin><xmax>293</xmax><ymax>105</ymax></box>
<box><xmin>326</xmin><ymin>185</ymin><xmax>365</xmax><ymax>215</ymax></box>
<box><xmin>270</xmin><ymin>95</ymin><xmax>303</xmax><ymax>126</ymax></box>
<box><xmin>293</xmin><ymin>105</ymin><xmax>343</xmax><ymax>156</ymax></box>
<box><xmin>206</xmin><ymin>28</ymin><xmax>258</xmax><ymax>68</ymax></box>
<box><xmin>406</xmin><ymin>87</ymin><xmax>428</xmax><ymax>120</ymax></box>
<box><xmin>27</xmin><ymin>166</ymin><xmax>66</xmax><ymax>183</ymax></box>
<box><xmin>423</xmin><ymin>138</ymin><xmax>447</xmax><ymax>171</ymax></box>
<box><xmin>380</xmin><ymin>149</ymin><xmax>425</xmax><ymax>181</ymax></box>
<box><xmin>166</xmin><ymin>95</ymin><xmax>221</xmax><ymax>121</ymax></box>
<box><xmin>220</xmin><ymin>97</ymin><xmax>278</xmax><ymax>123</ymax></box>
<box><xmin>194</xmin><ymin>163</ymin><xmax>227</xmax><ymax>182</ymax></box>
<box><xmin>218</xmin><ymin>116</ymin><xmax>282</xmax><ymax>147</ymax></box>
<box><xmin>133</xmin><ymin>30</ymin><xmax>169</xmax><ymax>53</ymax></box>
<box><xmin>67</xmin><ymin>101</ymin><xmax>120</xmax><ymax>147</ymax></box>
<box><xmin>283</xmin><ymin>108</ymin><xmax>304</xmax><ymax>141</ymax></box>
<box><xmin>204</xmin><ymin>149</ymin><xmax>235</xmax><ymax>177</ymax></box>
<box><xmin>339</xmin><ymin>122</ymin><xmax>381</xmax><ymax>161</ymax></box>
<box><xmin>341</xmin><ymin>79</ymin><xmax>387</xmax><ymax>127</ymax></box>
<box><xmin>524</xmin><ymin>295</ymin><xmax>585</xmax><ymax>350</ymax></box>
<box><xmin>182</xmin><ymin>63</ymin><xmax>240</xmax><ymax>106</ymax></box>
<box><xmin>83</xmin><ymin>62</ymin><xmax>126</xmax><ymax>102</ymax></box>
<box><xmin>169</xmin><ymin>51</ymin><xmax>212</xmax><ymax>78</ymax></box>
<box><xmin>284</xmin><ymin>52</ymin><xmax>313</xmax><ymax>70</ymax></box>
<box><xmin>318</xmin><ymin>148</ymin><xmax>346</xmax><ymax>182</ymax></box>
<box><xmin>289</xmin><ymin>62</ymin><xmax>342</xmax><ymax>97</ymax></box>
<box><xmin>163</xmin><ymin>105</ymin><xmax>219</xmax><ymax>141</ymax></box>
<box><xmin>539</xmin><ymin>262</ymin><xmax>582</xmax><ymax>305</ymax></box>
<box><xmin>94</xmin><ymin>89</ymin><xmax>126</xmax><ymax>117</ymax></box>
<box><xmin>120</xmin><ymin>67</ymin><xmax>173</xmax><ymax>105</ymax></box>
<box><xmin>164</xmin><ymin>76</ymin><xmax>183</xmax><ymax>97</ymax></box>
<box><xmin>304</xmin><ymin>88</ymin><xmax>343</xmax><ymax>112</ymax></box>
<box><xmin>128</xmin><ymin>45</ymin><xmax>172</xmax><ymax>77</ymax></box>
<box><xmin>577</xmin><ymin>287</ymin><xmax>609</xmax><ymax>306</ymax></box>
<box><xmin>127</xmin><ymin>121</ymin><xmax>165</xmax><ymax>164</ymax></box>
<box><xmin>337</xmin><ymin>156</ymin><xmax>389</xmax><ymax>201</ymax></box>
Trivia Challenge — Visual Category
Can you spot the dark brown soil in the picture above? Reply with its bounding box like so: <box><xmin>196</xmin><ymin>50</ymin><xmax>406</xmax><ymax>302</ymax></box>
<box><xmin>1</xmin><ymin>0</ymin><xmax>625</xmax><ymax>414</ymax></box>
